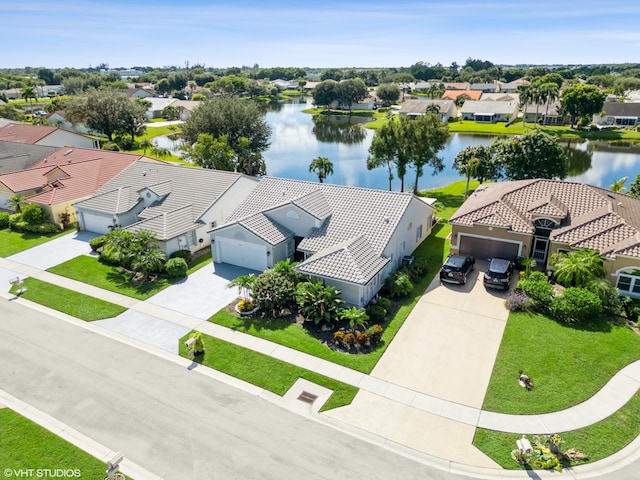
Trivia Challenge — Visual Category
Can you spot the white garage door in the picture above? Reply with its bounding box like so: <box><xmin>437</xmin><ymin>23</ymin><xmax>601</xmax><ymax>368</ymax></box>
<box><xmin>81</xmin><ymin>212</ymin><xmax>113</xmax><ymax>234</ymax></box>
<box><xmin>218</xmin><ymin>237</ymin><xmax>267</xmax><ymax>271</ymax></box>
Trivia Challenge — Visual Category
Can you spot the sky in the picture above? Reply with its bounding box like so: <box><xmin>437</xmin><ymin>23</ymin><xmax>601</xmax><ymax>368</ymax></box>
<box><xmin>3</xmin><ymin>1</ymin><xmax>640</xmax><ymax>70</ymax></box>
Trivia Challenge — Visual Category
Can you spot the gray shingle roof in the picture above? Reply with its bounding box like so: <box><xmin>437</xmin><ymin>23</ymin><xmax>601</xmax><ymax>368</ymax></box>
<box><xmin>0</xmin><ymin>141</ymin><xmax>57</xmax><ymax>174</ymax></box>
<box><xmin>75</xmin><ymin>160</ymin><xmax>248</xmax><ymax>239</ymax></box>
<box><xmin>602</xmin><ymin>102</ymin><xmax>640</xmax><ymax>117</ymax></box>
<box><xmin>296</xmin><ymin>236</ymin><xmax>390</xmax><ymax>285</ymax></box>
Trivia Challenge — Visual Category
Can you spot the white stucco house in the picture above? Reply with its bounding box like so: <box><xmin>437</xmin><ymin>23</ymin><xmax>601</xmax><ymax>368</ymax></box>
<box><xmin>0</xmin><ymin>123</ymin><xmax>100</xmax><ymax>149</ymax></box>
<box><xmin>74</xmin><ymin>160</ymin><xmax>259</xmax><ymax>256</ymax></box>
<box><xmin>210</xmin><ymin>177</ymin><xmax>435</xmax><ymax>308</ymax></box>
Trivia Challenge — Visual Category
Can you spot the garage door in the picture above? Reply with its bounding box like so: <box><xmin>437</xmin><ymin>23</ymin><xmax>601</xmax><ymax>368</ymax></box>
<box><xmin>217</xmin><ymin>237</ymin><xmax>267</xmax><ymax>271</ymax></box>
<box><xmin>81</xmin><ymin>212</ymin><xmax>113</xmax><ymax>234</ymax></box>
<box><xmin>459</xmin><ymin>235</ymin><xmax>521</xmax><ymax>261</ymax></box>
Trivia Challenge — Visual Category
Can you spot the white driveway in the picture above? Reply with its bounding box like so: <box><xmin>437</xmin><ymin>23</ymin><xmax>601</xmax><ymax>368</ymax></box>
<box><xmin>8</xmin><ymin>230</ymin><xmax>98</xmax><ymax>270</ymax></box>
<box><xmin>146</xmin><ymin>262</ymin><xmax>261</xmax><ymax>320</ymax></box>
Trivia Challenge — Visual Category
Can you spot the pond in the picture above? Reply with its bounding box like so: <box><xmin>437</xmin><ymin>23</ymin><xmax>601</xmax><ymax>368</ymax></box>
<box><xmin>159</xmin><ymin>99</ymin><xmax>640</xmax><ymax>192</ymax></box>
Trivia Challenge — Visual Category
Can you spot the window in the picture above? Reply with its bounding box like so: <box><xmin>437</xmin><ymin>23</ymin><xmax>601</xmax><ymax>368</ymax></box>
<box><xmin>534</xmin><ymin>218</ymin><xmax>556</xmax><ymax>230</ymax></box>
<box><xmin>416</xmin><ymin>224</ymin><xmax>423</xmax><ymax>242</ymax></box>
<box><xmin>617</xmin><ymin>272</ymin><xmax>640</xmax><ymax>297</ymax></box>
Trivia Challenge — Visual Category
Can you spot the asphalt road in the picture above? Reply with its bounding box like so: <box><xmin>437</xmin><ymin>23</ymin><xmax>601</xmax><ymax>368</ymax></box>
<box><xmin>0</xmin><ymin>299</ymin><xmax>465</xmax><ymax>480</ymax></box>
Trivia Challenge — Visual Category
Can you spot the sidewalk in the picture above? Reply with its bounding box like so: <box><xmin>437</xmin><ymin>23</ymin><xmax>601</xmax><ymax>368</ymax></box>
<box><xmin>2</xmin><ymin>254</ymin><xmax>640</xmax><ymax>472</ymax></box>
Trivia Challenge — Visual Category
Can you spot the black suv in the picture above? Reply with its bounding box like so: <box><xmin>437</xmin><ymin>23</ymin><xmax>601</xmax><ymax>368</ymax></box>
<box><xmin>439</xmin><ymin>254</ymin><xmax>475</xmax><ymax>285</ymax></box>
<box><xmin>483</xmin><ymin>258</ymin><xmax>513</xmax><ymax>290</ymax></box>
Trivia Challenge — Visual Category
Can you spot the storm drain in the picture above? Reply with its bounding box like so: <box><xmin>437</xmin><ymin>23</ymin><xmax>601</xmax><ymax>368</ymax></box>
<box><xmin>297</xmin><ymin>391</ymin><xmax>318</xmax><ymax>404</ymax></box>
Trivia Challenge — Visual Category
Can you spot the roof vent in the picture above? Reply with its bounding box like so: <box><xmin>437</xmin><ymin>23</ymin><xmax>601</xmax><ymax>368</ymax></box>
<box><xmin>618</xmin><ymin>202</ymin><xmax>623</xmax><ymax>207</ymax></box>
<box><xmin>63</xmin><ymin>149</ymin><xmax>73</xmax><ymax>156</ymax></box>
<box><xmin>142</xmin><ymin>171</ymin><xmax>146</xmax><ymax>176</ymax></box>
<box><xmin>384</xmin><ymin>216</ymin><xmax>389</xmax><ymax>223</ymax></box>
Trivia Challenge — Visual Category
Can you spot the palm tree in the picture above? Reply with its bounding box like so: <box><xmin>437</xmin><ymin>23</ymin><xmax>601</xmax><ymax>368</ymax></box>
<box><xmin>308</xmin><ymin>156</ymin><xmax>334</xmax><ymax>183</ymax></box>
<box><xmin>426</xmin><ymin>103</ymin><xmax>441</xmax><ymax>115</ymax></box>
<box><xmin>460</xmin><ymin>156</ymin><xmax>481</xmax><ymax>200</ymax></box>
<box><xmin>7</xmin><ymin>194</ymin><xmax>27</xmax><ymax>213</ymax></box>
<box><xmin>150</xmin><ymin>146</ymin><xmax>171</xmax><ymax>160</ymax></box>
<box><xmin>131</xmin><ymin>248</ymin><xmax>166</xmax><ymax>281</ymax></box>
<box><xmin>540</xmin><ymin>83</ymin><xmax>560</xmax><ymax>125</ymax></box>
<box><xmin>139</xmin><ymin>139</ymin><xmax>152</xmax><ymax>155</ymax></box>
<box><xmin>517</xmin><ymin>85</ymin><xmax>532</xmax><ymax>128</ymax></box>
<box><xmin>610</xmin><ymin>176</ymin><xmax>628</xmax><ymax>193</ymax></box>
<box><xmin>531</xmin><ymin>85</ymin><xmax>543</xmax><ymax>125</ymax></box>
<box><xmin>21</xmin><ymin>84</ymin><xmax>37</xmax><ymax>113</ymax></box>
<box><xmin>228</xmin><ymin>274</ymin><xmax>255</xmax><ymax>300</ymax></box>
<box><xmin>339</xmin><ymin>307</ymin><xmax>369</xmax><ymax>334</ymax></box>
<box><xmin>549</xmin><ymin>249</ymin><xmax>605</xmax><ymax>288</ymax></box>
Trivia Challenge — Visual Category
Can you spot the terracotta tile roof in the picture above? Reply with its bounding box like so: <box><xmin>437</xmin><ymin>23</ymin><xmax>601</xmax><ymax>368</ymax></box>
<box><xmin>0</xmin><ymin>147</ymin><xmax>145</xmax><ymax>205</ymax></box>
<box><xmin>451</xmin><ymin>179</ymin><xmax>640</xmax><ymax>258</ymax></box>
<box><xmin>0</xmin><ymin>123</ymin><xmax>58</xmax><ymax>144</ymax></box>
<box><xmin>441</xmin><ymin>90</ymin><xmax>482</xmax><ymax>101</ymax></box>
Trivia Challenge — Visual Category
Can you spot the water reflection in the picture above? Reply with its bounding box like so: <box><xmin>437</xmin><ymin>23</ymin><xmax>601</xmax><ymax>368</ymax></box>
<box><xmin>563</xmin><ymin>140</ymin><xmax>592</xmax><ymax>177</ymax></box>
<box><xmin>312</xmin><ymin>115</ymin><xmax>369</xmax><ymax>144</ymax></box>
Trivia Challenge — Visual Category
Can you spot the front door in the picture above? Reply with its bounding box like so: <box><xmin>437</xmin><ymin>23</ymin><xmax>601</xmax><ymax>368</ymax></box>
<box><xmin>532</xmin><ymin>237</ymin><xmax>549</xmax><ymax>263</ymax></box>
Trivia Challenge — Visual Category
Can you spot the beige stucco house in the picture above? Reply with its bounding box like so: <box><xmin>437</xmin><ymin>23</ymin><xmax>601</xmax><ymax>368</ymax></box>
<box><xmin>449</xmin><ymin>179</ymin><xmax>640</xmax><ymax>298</ymax></box>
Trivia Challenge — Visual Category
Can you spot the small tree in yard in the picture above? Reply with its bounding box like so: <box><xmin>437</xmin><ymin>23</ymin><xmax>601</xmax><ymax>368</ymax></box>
<box><xmin>339</xmin><ymin>307</ymin><xmax>369</xmax><ymax>334</ymax></box>
<box><xmin>229</xmin><ymin>274</ymin><xmax>256</xmax><ymax>300</ymax></box>
<box><xmin>295</xmin><ymin>281</ymin><xmax>344</xmax><ymax>325</ymax></box>
<box><xmin>549</xmin><ymin>249</ymin><xmax>605</xmax><ymax>288</ymax></box>
<box><xmin>21</xmin><ymin>203</ymin><xmax>47</xmax><ymax>225</ymax></box>
<box><xmin>252</xmin><ymin>269</ymin><xmax>296</xmax><ymax>317</ymax></box>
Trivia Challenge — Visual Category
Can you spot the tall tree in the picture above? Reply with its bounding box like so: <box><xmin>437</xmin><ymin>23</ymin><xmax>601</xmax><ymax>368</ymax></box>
<box><xmin>517</xmin><ymin>85</ymin><xmax>532</xmax><ymax>127</ymax></box>
<box><xmin>181</xmin><ymin>97</ymin><xmax>271</xmax><ymax>172</ymax></box>
<box><xmin>336</xmin><ymin>79</ymin><xmax>368</xmax><ymax>113</ymax></box>
<box><xmin>560</xmin><ymin>84</ymin><xmax>607</xmax><ymax>127</ymax></box>
<box><xmin>540</xmin><ymin>83</ymin><xmax>560</xmax><ymax>125</ymax></box>
<box><xmin>628</xmin><ymin>174</ymin><xmax>640</xmax><ymax>198</ymax></box>
<box><xmin>21</xmin><ymin>84</ymin><xmax>37</xmax><ymax>112</ymax></box>
<box><xmin>308</xmin><ymin>156</ymin><xmax>334</xmax><ymax>183</ymax></box>
<box><xmin>367</xmin><ymin>118</ymin><xmax>409</xmax><ymax>191</ymax></box>
<box><xmin>407</xmin><ymin>113</ymin><xmax>449</xmax><ymax>194</ymax></box>
<box><xmin>453</xmin><ymin>145</ymin><xmax>497</xmax><ymax>187</ymax></box>
<box><xmin>180</xmin><ymin>133</ymin><xmax>235</xmax><ymax>171</ymax></box>
<box><xmin>491</xmin><ymin>130</ymin><xmax>567</xmax><ymax>180</ymax></box>
<box><xmin>376</xmin><ymin>83</ymin><xmax>400</xmax><ymax>106</ymax></box>
<box><xmin>312</xmin><ymin>80</ymin><xmax>339</xmax><ymax>109</ymax></box>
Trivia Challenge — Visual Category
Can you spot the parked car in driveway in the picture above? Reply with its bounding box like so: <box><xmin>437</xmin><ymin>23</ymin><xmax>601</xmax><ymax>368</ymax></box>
<box><xmin>483</xmin><ymin>257</ymin><xmax>513</xmax><ymax>290</ymax></box>
<box><xmin>439</xmin><ymin>254</ymin><xmax>475</xmax><ymax>285</ymax></box>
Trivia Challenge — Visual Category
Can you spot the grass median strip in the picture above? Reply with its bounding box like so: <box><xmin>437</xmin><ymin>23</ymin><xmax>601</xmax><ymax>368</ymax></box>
<box><xmin>10</xmin><ymin>277</ymin><xmax>126</xmax><ymax>321</ymax></box>
<box><xmin>47</xmin><ymin>251</ymin><xmax>212</xmax><ymax>300</ymax></box>
<box><xmin>0</xmin><ymin>408</ymin><xmax>128</xmax><ymax>478</ymax></box>
<box><xmin>473</xmin><ymin>390</ymin><xmax>640</xmax><ymax>469</ymax></box>
<box><xmin>179</xmin><ymin>331</ymin><xmax>358</xmax><ymax>411</ymax></box>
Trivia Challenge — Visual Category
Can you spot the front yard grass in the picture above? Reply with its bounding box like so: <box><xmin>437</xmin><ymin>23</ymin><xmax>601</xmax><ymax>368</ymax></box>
<box><xmin>482</xmin><ymin>311</ymin><xmax>640</xmax><ymax>415</ymax></box>
<box><xmin>208</xmin><ymin>181</ymin><xmax>474</xmax><ymax>373</ymax></box>
<box><xmin>0</xmin><ymin>408</ymin><xmax>121</xmax><ymax>478</ymax></box>
<box><xmin>0</xmin><ymin>227</ymin><xmax>74</xmax><ymax>257</ymax></box>
<box><xmin>10</xmin><ymin>278</ymin><xmax>126</xmax><ymax>321</ymax></box>
<box><xmin>178</xmin><ymin>331</ymin><xmax>358</xmax><ymax>411</ymax></box>
<box><xmin>47</xmin><ymin>250</ymin><xmax>212</xmax><ymax>300</ymax></box>
<box><xmin>474</xmin><ymin>390</ymin><xmax>640</xmax><ymax>469</ymax></box>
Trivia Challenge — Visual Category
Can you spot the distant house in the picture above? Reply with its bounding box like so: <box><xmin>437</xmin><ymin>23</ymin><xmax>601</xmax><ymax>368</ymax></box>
<box><xmin>443</xmin><ymin>82</ymin><xmax>470</xmax><ymax>90</ymax></box>
<box><xmin>0</xmin><ymin>123</ymin><xmax>99</xmax><ymax>149</ymax></box>
<box><xmin>0</xmin><ymin>88</ymin><xmax>22</xmax><ymax>100</ymax></box>
<box><xmin>125</xmin><ymin>88</ymin><xmax>153</xmax><ymax>99</ymax></box>
<box><xmin>480</xmin><ymin>93</ymin><xmax>519</xmax><ymax>103</ymax></box>
<box><xmin>145</xmin><ymin>97</ymin><xmax>178</xmax><ymax>119</ymax></box>
<box><xmin>330</xmin><ymin>96</ymin><xmax>376</xmax><ymax>111</ymax></box>
<box><xmin>0</xmin><ymin>148</ymin><xmax>148</xmax><ymax>225</ymax></box>
<box><xmin>594</xmin><ymin>102</ymin><xmax>640</xmax><ymax>127</ymax></box>
<box><xmin>45</xmin><ymin>111</ymin><xmax>95</xmax><ymax>135</ymax></box>
<box><xmin>399</xmin><ymin>99</ymin><xmax>458</xmax><ymax>122</ymax></box>
<box><xmin>74</xmin><ymin>161</ymin><xmax>259</xmax><ymax>256</ymax></box>
<box><xmin>441</xmin><ymin>90</ymin><xmax>483</xmax><ymax>103</ymax></box>
<box><xmin>470</xmin><ymin>82</ymin><xmax>500</xmax><ymax>93</ymax></box>
<box><xmin>449</xmin><ymin>179</ymin><xmax>640</xmax><ymax>299</ymax></box>
<box><xmin>0</xmin><ymin>141</ymin><xmax>57</xmax><ymax>174</ymax></box>
<box><xmin>210</xmin><ymin>177</ymin><xmax>435</xmax><ymax>308</ymax></box>
<box><xmin>523</xmin><ymin>101</ymin><xmax>568</xmax><ymax>125</ymax></box>
<box><xmin>460</xmin><ymin>100</ymin><xmax>519</xmax><ymax>123</ymax></box>
<box><xmin>499</xmin><ymin>79</ymin><xmax>529</xmax><ymax>93</ymax></box>
<box><xmin>168</xmin><ymin>100</ymin><xmax>202</xmax><ymax>120</ymax></box>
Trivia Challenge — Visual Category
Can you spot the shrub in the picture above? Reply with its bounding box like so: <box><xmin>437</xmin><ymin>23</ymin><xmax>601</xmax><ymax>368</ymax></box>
<box><xmin>366</xmin><ymin>304</ymin><xmax>386</xmax><ymax>323</ymax></box>
<box><xmin>10</xmin><ymin>221</ymin><xmax>29</xmax><ymax>232</ymax></box>
<box><xmin>384</xmin><ymin>271</ymin><xmax>414</xmax><ymax>298</ymax></box>
<box><xmin>518</xmin><ymin>274</ymin><xmax>554</xmax><ymax>309</ymax></box>
<box><xmin>295</xmin><ymin>281</ymin><xmax>344</xmax><ymax>325</ymax></box>
<box><xmin>366</xmin><ymin>324</ymin><xmax>383</xmax><ymax>343</ymax></box>
<box><xmin>237</xmin><ymin>299</ymin><xmax>255</xmax><ymax>312</ymax></box>
<box><xmin>343</xmin><ymin>332</ymin><xmax>355</xmax><ymax>346</ymax></box>
<box><xmin>89</xmin><ymin>235</ymin><xmax>108</xmax><ymax>252</ymax></box>
<box><xmin>356</xmin><ymin>332</ymin><xmax>370</xmax><ymax>347</ymax></box>
<box><xmin>170</xmin><ymin>249</ymin><xmax>192</xmax><ymax>263</ymax></box>
<box><xmin>551</xmin><ymin>287</ymin><xmax>602</xmax><ymax>322</ymax></box>
<box><xmin>401</xmin><ymin>257</ymin><xmax>428</xmax><ymax>281</ymax></box>
<box><xmin>102</xmin><ymin>142</ymin><xmax>120</xmax><ymax>151</ymax></box>
<box><xmin>99</xmin><ymin>247</ymin><xmax>121</xmax><ymax>266</ymax></box>
<box><xmin>505</xmin><ymin>292</ymin><xmax>532</xmax><ymax>311</ymax></box>
<box><xmin>37</xmin><ymin>223</ymin><xmax>59</xmax><ymax>234</ymax></box>
<box><xmin>620</xmin><ymin>296</ymin><xmax>640</xmax><ymax>323</ymax></box>
<box><xmin>376</xmin><ymin>297</ymin><xmax>391</xmax><ymax>312</ymax></box>
<box><xmin>164</xmin><ymin>257</ymin><xmax>188</xmax><ymax>278</ymax></box>
<box><xmin>21</xmin><ymin>203</ymin><xmax>47</xmax><ymax>225</ymax></box>
<box><xmin>9</xmin><ymin>213</ymin><xmax>22</xmax><ymax>225</ymax></box>
<box><xmin>0</xmin><ymin>212</ymin><xmax>9</xmax><ymax>229</ymax></box>
<box><xmin>252</xmin><ymin>269</ymin><xmax>296</xmax><ymax>317</ymax></box>
<box><xmin>333</xmin><ymin>330</ymin><xmax>345</xmax><ymax>344</ymax></box>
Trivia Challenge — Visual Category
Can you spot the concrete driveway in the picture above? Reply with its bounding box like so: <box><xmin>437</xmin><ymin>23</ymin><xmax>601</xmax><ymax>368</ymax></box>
<box><xmin>8</xmin><ymin>230</ymin><xmax>98</xmax><ymax>270</ymax></box>
<box><xmin>324</xmin><ymin>261</ymin><xmax>513</xmax><ymax>466</ymax></box>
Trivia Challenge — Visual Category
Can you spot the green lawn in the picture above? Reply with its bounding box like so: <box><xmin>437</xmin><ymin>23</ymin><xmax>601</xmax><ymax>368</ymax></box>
<box><xmin>47</xmin><ymin>251</ymin><xmax>212</xmax><ymax>300</ymax></box>
<box><xmin>482</xmin><ymin>311</ymin><xmax>640</xmax><ymax>415</ymax></box>
<box><xmin>178</xmin><ymin>331</ymin><xmax>358</xmax><ymax>411</ymax></box>
<box><xmin>208</xmin><ymin>181</ymin><xmax>473</xmax><ymax>373</ymax></box>
<box><xmin>0</xmin><ymin>408</ymin><xmax>120</xmax><ymax>478</ymax></box>
<box><xmin>10</xmin><ymin>277</ymin><xmax>126</xmax><ymax>321</ymax></box>
<box><xmin>0</xmin><ymin>227</ymin><xmax>74</xmax><ymax>257</ymax></box>
<box><xmin>474</xmin><ymin>391</ymin><xmax>640</xmax><ymax>469</ymax></box>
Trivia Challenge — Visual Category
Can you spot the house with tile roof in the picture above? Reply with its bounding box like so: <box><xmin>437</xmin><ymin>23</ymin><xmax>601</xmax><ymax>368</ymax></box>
<box><xmin>523</xmin><ymin>101</ymin><xmax>568</xmax><ymax>125</ymax></box>
<box><xmin>210</xmin><ymin>177</ymin><xmax>435</xmax><ymax>307</ymax></box>
<box><xmin>459</xmin><ymin>100</ymin><xmax>519</xmax><ymax>123</ymax></box>
<box><xmin>440</xmin><ymin>90</ymin><xmax>483</xmax><ymax>104</ymax></box>
<box><xmin>399</xmin><ymin>99</ymin><xmax>458</xmax><ymax>122</ymax></box>
<box><xmin>0</xmin><ymin>141</ymin><xmax>57</xmax><ymax>174</ymax></box>
<box><xmin>594</xmin><ymin>102</ymin><xmax>640</xmax><ymax>127</ymax></box>
<box><xmin>449</xmin><ymin>179</ymin><xmax>640</xmax><ymax>298</ymax></box>
<box><xmin>0</xmin><ymin>148</ymin><xmax>149</xmax><ymax>225</ymax></box>
<box><xmin>0</xmin><ymin>123</ymin><xmax>99</xmax><ymax>149</ymax></box>
<box><xmin>74</xmin><ymin>161</ymin><xmax>259</xmax><ymax>256</ymax></box>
